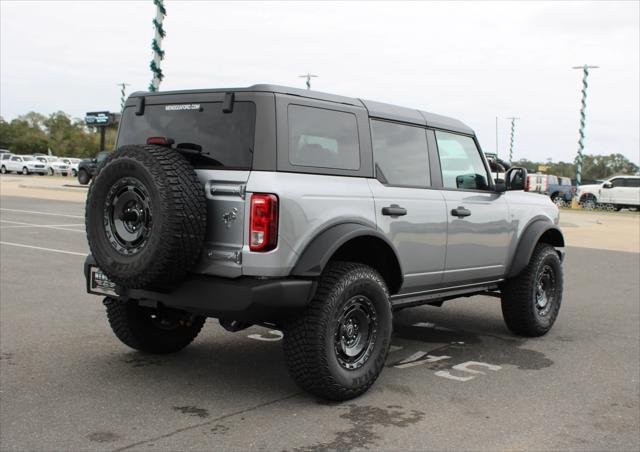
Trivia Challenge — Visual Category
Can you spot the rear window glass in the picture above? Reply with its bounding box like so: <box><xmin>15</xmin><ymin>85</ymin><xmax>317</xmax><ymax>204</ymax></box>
<box><xmin>117</xmin><ymin>101</ymin><xmax>256</xmax><ymax>170</ymax></box>
<box><xmin>288</xmin><ymin>105</ymin><xmax>360</xmax><ymax>170</ymax></box>
<box><xmin>627</xmin><ymin>178</ymin><xmax>640</xmax><ymax>188</ymax></box>
<box><xmin>371</xmin><ymin>120</ymin><xmax>430</xmax><ymax>187</ymax></box>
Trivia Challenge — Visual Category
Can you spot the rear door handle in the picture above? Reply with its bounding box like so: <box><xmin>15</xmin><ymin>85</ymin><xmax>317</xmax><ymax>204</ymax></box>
<box><xmin>451</xmin><ymin>206</ymin><xmax>471</xmax><ymax>218</ymax></box>
<box><xmin>382</xmin><ymin>204</ymin><xmax>407</xmax><ymax>216</ymax></box>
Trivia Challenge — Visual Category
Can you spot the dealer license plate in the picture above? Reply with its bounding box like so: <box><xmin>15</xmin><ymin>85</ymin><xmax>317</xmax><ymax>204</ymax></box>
<box><xmin>89</xmin><ymin>266</ymin><xmax>117</xmax><ymax>296</ymax></box>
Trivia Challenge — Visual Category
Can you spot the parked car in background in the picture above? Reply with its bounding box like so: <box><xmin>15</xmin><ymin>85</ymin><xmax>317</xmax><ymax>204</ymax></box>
<box><xmin>526</xmin><ymin>174</ymin><xmax>575</xmax><ymax>206</ymax></box>
<box><xmin>1</xmin><ymin>155</ymin><xmax>47</xmax><ymax>175</ymax></box>
<box><xmin>33</xmin><ymin>156</ymin><xmax>70</xmax><ymax>176</ymax></box>
<box><xmin>77</xmin><ymin>151</ymin><xmax>111</xmax><ymax>185</ymax></box>
<box><xmin>61</xmin><ymin>158</ymin><xmax>82</xmax><ymax>177</ymax></box>
<box><xmin>1</xmin><ymin>152</ymin><xmax>13</xmax><ymax>167</ymax></box>
<box><xmin>578</xmin><ymin>175</ymin><xmax>640</xmax><ymax>211</ymax></box>
<box><xmin>0</xmin><ymin>149</ymin><xmax>11</xmax><ymax>154</ymax></box>
<box><xmin>484</xmin><ymin>152</ymin><xmax>511</xmax><ymax>183</ymax></box>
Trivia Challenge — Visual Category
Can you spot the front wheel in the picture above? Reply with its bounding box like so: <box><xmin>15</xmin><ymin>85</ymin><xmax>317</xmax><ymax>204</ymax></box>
<box><xmin>77</xmin><ymin>169</ymin><xmax>90</xmax><ymax>185</ymax></box>
<box><xmin>283</xmin><ymin>262</ymin><xmax>392</xmax><ymax>401</ymax></box>
<box><xmin>48</xmin><ymin>167</ymin><xmax>54</xmax><ymax>176</ymax></box>
<box><xmin>501</xmin><ymin>243</ymin><xmax>563</xmax><ymax>337</ymax></box>
<box><xmin>0</xmin><ymin>165</ymin><xmax>6</xmax><ymax>174</ymax></box>
<box><xmin>104</xmin><ymin>298</ymin><xmax>205</xmax><ymax>354</ymax></box>
<box><xmin>22</xmin><ymin>167</ymin><xmax>29</xmax><ymax>175</ymax></box>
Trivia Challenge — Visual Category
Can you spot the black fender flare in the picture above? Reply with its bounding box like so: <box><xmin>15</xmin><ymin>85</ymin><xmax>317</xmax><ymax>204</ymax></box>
<box><xmin>506</xmin><ymin>219</ymin><xmax>565</xmax><ymax>278</ymax></box>
<box><xmin>290</xmin><ymin>222</ymin><xmax>403</xmax><ymax>281</ymax></box>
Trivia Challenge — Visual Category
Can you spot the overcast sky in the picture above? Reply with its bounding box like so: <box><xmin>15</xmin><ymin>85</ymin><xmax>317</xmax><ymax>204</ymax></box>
<box><xmin>1</xmin><ymin>1</ymin><xmax>638</xmax><ymax>163</ymax></box>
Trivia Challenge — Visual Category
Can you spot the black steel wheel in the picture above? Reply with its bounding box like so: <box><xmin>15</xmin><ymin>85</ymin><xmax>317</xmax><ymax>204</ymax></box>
<box><xmin>334</xmin><ymin>295</ymin><xmax>378</xmax><ymax>370</ymax></box>
<box><xmin>534</xmin><ymin>264</ymin><xmax>556</xmax><ymax>318</ymax></box>
<box><xmin>501</xmin><ymin>243</ymin><xmax>563</xmax><ymax>336</ymax></box>
<box><xmin>103</xmin><ymin>177</ymin><xmax>153</xmax><ymax>256</ymax></box>
<box><xmin>284</xmin><ymin>261</ymin><xmax>392</xmax><ymax>401</ymax></box>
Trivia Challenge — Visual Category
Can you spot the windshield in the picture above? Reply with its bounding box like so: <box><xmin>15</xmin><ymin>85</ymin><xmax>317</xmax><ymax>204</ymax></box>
<box><xmin>117</xmin><ymin>101</ymin><xmax>256</xmax><ymax>170</ymax></box>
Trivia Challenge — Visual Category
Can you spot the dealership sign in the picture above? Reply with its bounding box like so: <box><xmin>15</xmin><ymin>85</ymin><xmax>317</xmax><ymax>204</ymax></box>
<box><xmin>85</xmin><ymin>111</ymin><xmax>113</xmax><ymax>127</ymax></box>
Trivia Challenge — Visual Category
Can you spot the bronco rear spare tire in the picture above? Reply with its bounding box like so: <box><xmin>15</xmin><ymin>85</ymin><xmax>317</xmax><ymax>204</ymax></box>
<box><xmin>86</xmin><ymin>145</ymin><xmax>207</xmax><ymax>288</ymax></box>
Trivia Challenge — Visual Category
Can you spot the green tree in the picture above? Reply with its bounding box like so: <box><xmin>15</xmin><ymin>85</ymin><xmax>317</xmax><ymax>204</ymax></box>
<box><xmin>44</xmin><ymin>111</ymin><xmax>98</xmax><ymax>158</ymax></box>
<box><xmin>0</xmin><ymin>114</ymin><xmax>49</xmax><ymax>154</ymax></box>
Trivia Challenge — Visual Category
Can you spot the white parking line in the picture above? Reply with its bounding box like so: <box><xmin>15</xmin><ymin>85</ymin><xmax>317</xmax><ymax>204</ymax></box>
<box><xmin>0</xmin><ymin>220</ymin><xmax>84</xmax><ymax>233</ymax></box>
<box><xmin>0</xmin><ymin>241</ymin><xmax>86</xmax><ymax>256</ymax></box>
<box><xmin>0</xmin><ymin>208</ymin><xmax>84</xmax><ymax>219</ymax></box>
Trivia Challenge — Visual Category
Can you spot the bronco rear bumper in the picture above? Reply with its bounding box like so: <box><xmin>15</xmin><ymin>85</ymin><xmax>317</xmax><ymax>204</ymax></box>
<box><xmin>84</xmin><ymin>255</ymin><xmax>316</xmax><ymax>321</ymax></box>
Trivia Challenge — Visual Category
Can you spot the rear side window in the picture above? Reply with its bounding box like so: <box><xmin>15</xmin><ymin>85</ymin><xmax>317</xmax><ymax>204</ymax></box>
<box><xmin>371</xmin><ymin>120</ymin><xmax>430</xmax><ymax>187</ymax></box>
<box><xmin>547</xmin><ymin>175</ymin><xmax>558</xmax><ymax>185</ymax></box>
<box><xmin>117</xmin><ymin>102</ymin><xmax>256</xmax><ymax>170</ymax></box>
<box><xmin>287</xmin><ymin>105</ymin><xmax>360</xmax><ymax>170</ymax></box>
<box><xmin>435</xmin><ymin>131</ymin><xmax>490</xmax><ymax>190</ymax></box>
<box><xmin>626</xmin><ymin>178</ymin><xmax>640</xmax><ymax>188</ymax></box>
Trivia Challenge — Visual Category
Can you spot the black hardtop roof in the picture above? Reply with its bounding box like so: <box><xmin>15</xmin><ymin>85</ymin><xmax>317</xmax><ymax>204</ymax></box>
<box><xmin>129</xmin><ymin>84</ymin><xmax>473</xmax><ymax>135</ymax></box>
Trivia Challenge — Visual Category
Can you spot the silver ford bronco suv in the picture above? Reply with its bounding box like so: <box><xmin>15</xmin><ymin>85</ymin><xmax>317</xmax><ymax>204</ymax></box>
<box><xmin>84</xmin><ymin>85</ymin><xmax>565</xmax><ymax>401</ymax></box>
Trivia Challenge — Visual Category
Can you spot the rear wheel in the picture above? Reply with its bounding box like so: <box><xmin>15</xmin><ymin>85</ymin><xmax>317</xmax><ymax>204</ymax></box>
<box><xmin>104</xmin><ymin>298</ymin><xmax>205</xmax><ymax>354</ymax></box>
<box><xmin>0</xmin><ymin>165</ymin><xmax>6</xmax><ymax>174</ymax></box>
<box><xmin>22</xmin><ymin>167</ymin><xmax>29</xmax><ymax>175</ymax></box>
<box><xmin>283</xmin><ymin>262</ymin><xmax>392</xmax><ymax>401</ymax></box>
<box><xmin>78</xmin><ymin>169</ymin><xmax>90</xmax><ymax>185</ymax></box>
<box><xmin>501</xmin><ymin>243</ymin><xmax>563</xmax><ymax>337</ymax></box>
<box><xmin>48</xmin><ymin>167</ymin><xmax>54</xmax><ymax>176</ymax></box>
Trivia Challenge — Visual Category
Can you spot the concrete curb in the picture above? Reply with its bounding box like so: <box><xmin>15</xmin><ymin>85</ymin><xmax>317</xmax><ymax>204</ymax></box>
<box><xmin>18</xmin><ymin>184</ymin><xmax>88</xmax><ymax>193</ymax></box>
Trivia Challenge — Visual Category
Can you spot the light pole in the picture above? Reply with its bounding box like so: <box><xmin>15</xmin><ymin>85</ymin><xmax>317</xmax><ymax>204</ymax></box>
<box><xmin>572</xmin><ymin>65</ymin><xmax>599</xmax><ymax>188</ymax></box>
<box><xmin>506</xmin><ymin>116</ymin><xmax>519</xmax><ymax>162</ymax></box>
<box><xmin>149</xmin><ymin>0</ymin><xmax>166</xmax><ymax>92</ymax></box>
<box><xmin>298</xmin><ymin>73</ymin><xmax>318</xmax><ymax>90</ymax></box>
<box><xmin>117</xmin><ymin>83</ymin><xmax>130</xmax><ymax>112</ymax></box>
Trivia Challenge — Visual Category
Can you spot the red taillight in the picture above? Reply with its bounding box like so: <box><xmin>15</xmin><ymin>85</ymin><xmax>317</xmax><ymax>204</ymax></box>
<box><xmin>146</xmin><ymin>136</ymin><xmax>170</xmax><ymax>146</ymax></box>
<box><xmin>525</xmin><ymin>176</ymin><xmax>530</xmax><ymax>191</ymax></box>
<box><xmin>249</xmin><ymin>194</ymin><xmax>278</xmax><ymax>252</ymax></box>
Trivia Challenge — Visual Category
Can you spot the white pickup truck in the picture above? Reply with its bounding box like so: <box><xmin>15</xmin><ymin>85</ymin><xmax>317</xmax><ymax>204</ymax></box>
<box><xmin>578</xmin><ymin>175</ymin><xmax>640</xmax><ymax>210</ymax></box>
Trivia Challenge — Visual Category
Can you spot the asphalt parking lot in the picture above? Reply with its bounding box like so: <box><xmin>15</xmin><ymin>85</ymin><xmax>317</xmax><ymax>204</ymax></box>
<box><xmin>1</xmin><ymin>194</ymin><xmax>639</xmax><ymax>451</ymax></box>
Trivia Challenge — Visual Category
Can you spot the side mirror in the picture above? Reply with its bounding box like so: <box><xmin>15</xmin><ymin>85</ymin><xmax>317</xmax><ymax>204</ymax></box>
<box><xmin>603</xmin><ymin>182</ymin><xmax>613</xmax><ymax>189</ymax></box>
<box><xmin>494</xmin><ymin>182</ymin><xmax>507</xmax><ymax>193</ymax></box>
<box><xmin>505</xmin><ymin>167</ymin><xmax>528</xmax><ymax>191</ymax></box>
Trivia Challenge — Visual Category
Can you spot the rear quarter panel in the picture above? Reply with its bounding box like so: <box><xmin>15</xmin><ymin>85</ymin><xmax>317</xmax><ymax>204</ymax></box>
<box><xmin>243</xmin><ymin>172</ymin><xmax>376</xmax><ymax>277</ymax></box>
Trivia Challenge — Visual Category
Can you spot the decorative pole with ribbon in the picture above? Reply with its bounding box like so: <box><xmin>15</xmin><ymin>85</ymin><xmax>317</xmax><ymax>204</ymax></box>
<box><xmin>149</xmin><ymin>0</ymin><xmax>166</xmax><ymax>92</ymax></box>
<box><xmin>506</xmin><ymin>116</ymin><xmax>519</xmax><ymax>162</ymax></box>
<box><xmin>118</xmin><ymin>83</ymin><xmax>130</xmax><ymax>111</ymax></box>
<box><xmin>572</xmin><ymin>65</ymin><xmax>599</xmax><ymax>188</ymax></box>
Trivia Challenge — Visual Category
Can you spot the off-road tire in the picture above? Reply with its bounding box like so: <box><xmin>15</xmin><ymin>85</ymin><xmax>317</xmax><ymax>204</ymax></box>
<box><xmin>78</xmin><ymin>169</ymin><xmax>90</xmax><ymax>185</ymax></box>
<box><xmin>85</xmin><ymin>145</ymin><xmax>207</xmax><ymax>288</ymax></box>
<box><xmin>283</xmin><ymin>261</ymin><xmax>392</xmax><ymax>401</ymax></box>
<box><xmin>501</xmin><ymin>243</ymin><xmax>563</xmax><ymax>337</ymax></box>
<box><xmin>104</xmin><ymin>298</ymin><xmax>205</xmax><ymax>354</ymax></box>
